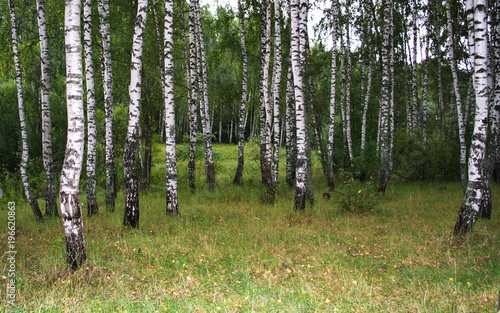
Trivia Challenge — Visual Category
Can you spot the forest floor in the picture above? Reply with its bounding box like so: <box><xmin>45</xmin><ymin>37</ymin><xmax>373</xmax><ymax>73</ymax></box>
<box><xmin>1</xmin><ymin>144</ymin><xmax>499</xmax><ymax>312</ymax></box>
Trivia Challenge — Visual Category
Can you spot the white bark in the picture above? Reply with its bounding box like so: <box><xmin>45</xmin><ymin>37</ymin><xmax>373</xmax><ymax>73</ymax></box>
<box><xmin>60</xmin><ymin>0</ymin><xmax>86</xmax><ymax>269</ymax></box>
<box><xmin>36</xmin><ymin>0</ymin><xmax>57</xmax><ymax>217</ymax></box>
<box><xmin>455</xmin><ymin>0</ymin><xmax>490</xmax><ymax>234</ymax></box>
<box><xmin>164</xmin><ymin>0</ymin><xmax>178</xmax><ymax>215</ymax></box>
<box><xmin>98</xmin><ymin>0</ymin><xmax>116</xmax><ymax>211</ymax></box>
<box><xmin>188</xmin><ymin>2</ymin><xmax>198</xmax><ymax>191</ymax></box>
<box><xmin>271</xmin><ymin>0</ymin><xmax>282</xmax><ymax>184</ymax></box>
<box><xmin>327</xmin><ymin>0</ymin><xmax>338</xmax><ymax>189</ymax></box>
<box><xmin>83</xmin><ymin>0</ymin><xmax>98</xmax><ymax>216</ymax></box>
<box><xmin>8</xmin><ymin>0</ymin><xmax>43</xmax><ymax>220</ymax></box>
<box><xmin>123</xmin><ymin>0</ymin><xmax>148</xmax><ymax>228</ymax></box>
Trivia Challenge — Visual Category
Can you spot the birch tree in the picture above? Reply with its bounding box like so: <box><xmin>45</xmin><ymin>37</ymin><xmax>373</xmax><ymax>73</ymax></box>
<box><xmin>83</xmin><ymin>0</ymin><xmax>98</xmax><ymax>216</ymax></box>
<box><xmin>123</xmin><ymin>0</ymin><xmax>148</xmax><ymax>228</ymax></box>
<box><xmin>192</xmin><ymin>0</ymin><xmax>216</xmax><ymax>189</ymax></box>
<box><xmin>259</xmin><ymin>0</ymin><xmax>274</xmax><ymax>196</ymax></box>
<box><xmin>234</xmin><ymin>0</ymin><xmax>248</xmax><ymax>185</ymax></box>
<box><xmin>454</xmin><ymin>0</ymin><xmax>491</xmax><ymax>235</ymax></box>
<box><xmin>377</xmin><ymin>0</ymin><xmax>393</xmax><ymax>193</ymax></box>
<box><xmin>164</xmin><ymin>0</ymin><xmax>178</xmax><ymax>215</ymax></box>
<box><xmin>493</xmin><ymin>0</ymin><xmax>500</xmax><ymax>183</ymax></box>
<box><xmin>285</xmin><ymin>61</ymin><xmax>297</xmax><ymax>187</ymax></box>
<box><xmin>36</xmin><ymin>0</ymin><xmax>57</xmax><ymax>217</ymax></box>
<box><xmin>271</xmin><ymin>0</ymin><xmax>283</xmax><ymax>184</ymax></box>
<box><xmin>326</xmin><ymin>0</ymin><xmax>339</xmax><ymax>190</ymax></box>
<box><xmin>98</xmin><ymin>0</ymin><xmax>116</xmax><ymax>211</ymax></box>
<box><xmin>291</xmin><ymin>0</ymin><xmax>309</xmax><ymax>209</ymax></box>
<box><xmin>446</xmin><ymin>0</ymin><xmax>467</xmax><ymax>190</ymax></box>
<box><xmin>187</xmin><ymin>2</ymin><xmax>198</xmax><ymax>191</ymax></box>
<box><xmin>60</xmin><ymin>0</ymin><xmax>86</xmax><ymax>269</ymax></box>
<box><xmin>8</xmin><ymin>0</ymin><xmax>43</xmax><ymax>220</ymax></box>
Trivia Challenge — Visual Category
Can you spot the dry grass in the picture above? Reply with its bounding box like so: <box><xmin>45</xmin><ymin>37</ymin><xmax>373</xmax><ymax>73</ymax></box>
<box><xmin>1</xmin><ymin>144</ymin><xmax>499</xmax><ymax>312</ymax></box>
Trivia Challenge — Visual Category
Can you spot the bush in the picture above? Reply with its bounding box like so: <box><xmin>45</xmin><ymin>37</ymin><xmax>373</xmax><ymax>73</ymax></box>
<box><xmin>336</xmin><ymin>171</ymin><xmax>379</xmax><ymax>213</ymax></box>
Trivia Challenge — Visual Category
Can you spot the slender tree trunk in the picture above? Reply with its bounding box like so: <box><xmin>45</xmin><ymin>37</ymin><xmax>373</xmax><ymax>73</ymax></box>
<box><xmin>411</xmin><ymin>0</ymin><xmax>419</xmax><ymax>133</ymax></box>
<box><xmin>36</xmin><ymin>0</ymin><xmax>57</xmax><ymax>217</ymax></box>
<box><xmin>326</xmin><ymin>0</ymin><xmax>338</xmax><ymax>190</ymax></box>
<box><xmin>493</xmin><ymin>0</ymin><xmax>500</xmax><ymax>183</ymax></box>
<box><xmin>285</xmin><ymin>62</ymin><xmax>297</xmax><ymax>187</ymax></box>
<box><xmin>446</xmin><ymin>0</ymin><xmax>468</xmax><ymax>191</ymax></box>
<box><xmin>271</xmin><ymin>0</ymin><xmax>282</xmax><ymax>184</ymax></box>
<box><xmin>454</xmin><ymin>0</ymin><xmax>490</xmax><ymax>235</ymax></box>
<box><xmin>60</xmin><ymin>0</ymin><xmax>86</xmax><ymax>269</ymax></box>
<box><xmin>291</xmin><ymin>0</ymin><xmax>309</xmax><ymax>209</ymax></box>
<box><xmin>421</xmin><ymin>35</ymin><xmax>429</xmax><ymax>140</ymax></box>
<box><xmin>188</xmin><ymin>2</ymin><xmax>198</xmax><ymax>191</ymax></box>
<box><xmin>123</xmin><ymin>0</ymin><xmax>148</xmax><ymax>228</ymax></box>
<box><xmin>343</xmin><ymin>12</ymin><xmax>353</xmax><ymax>165</ymax></box>
<box><xmin>234</xmin><ymin>0</ymin><xmax>248</xmax><ymax>185</ymax></box>
<box><xmin>8</xmin><ymin>0</ymin><xmax>43</xmax><ymax>220</ymax></box>
<box><xmin>98</xmin><ymin>0</ymin><xmax>116</xmax><ymax>212</ymax></box>
<box><xmin>259</xmin><ymin>0</ymin><xmax>274</xmax><ymax>197</ymax></box>
<box><xmin>377</xmin><ymin>0</ymin><xmax>393</xmax><ymax>193</ymax></box>
<box><xmin>83</xmin><ymin>0</ymin><xmax>98</xmax><ymax>216</ymax></box>
<box><xmin>192</xmin><ymin>0</ymin><xmax>215</xmax><ymax>189</ymax></box>
<box><xmin>164</xmin><ymin>0</ymin><xmax>178</xmax><ymax>215</ymax></box>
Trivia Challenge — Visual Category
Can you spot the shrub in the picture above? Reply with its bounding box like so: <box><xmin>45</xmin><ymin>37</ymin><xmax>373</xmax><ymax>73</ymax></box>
<box><xmin>335</xmin><ymin>171</ymin><xmax>379</xmax><ymax>213</ymax></box>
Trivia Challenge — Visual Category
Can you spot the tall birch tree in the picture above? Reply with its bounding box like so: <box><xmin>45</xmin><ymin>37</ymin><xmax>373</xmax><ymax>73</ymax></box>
<box><xmin>98</xmin><ymin>0</ymin><xmax>116</xmax><ymax>211</ymax></box>
<box><xmin>271</xmin><ymin>0</ymin><xmax>283</xmax><ymax>184</ymax></box>
<box><xmin>234</xmin><ymin>0</ymin><xmax>248</xmax><ymax>185</ymax></box>
<box><xmin>454</xmin><ymin>0</ymin><xmax>491</xmax><ymax>235</ymax></box>
<box><xmin>187</xmin><ymin>2</ymin><xmax>198</xmax><ymax>191</ymax></box>
<box><xmin>83</xmin><ymin>0</ymin><xmax>98</xmax><ymax>216</ymax></box>
<box><xmin>164</xmin><ymin>0</ymin><xmax>178</xmax><ymax>215</ymax></box>
<box><xmin>446</xmin><ymin>0</ymin><xmax>467</xmax><ymax>190</ymax></box>
<box><xmin>60</xmin><ymin>0</ymin><xmax>86</xmax><ymax>269</ymax></box>
<box><xmin>192</xmin><ymin>0</ymin><xmax>215</xmax><ymax>189</ymax></box>
<box><xmin>493</xmin><ymin>0</ymin><xmax>500</xmax><ymax>183</ymax></box>
<box><xmin>123</xmin><ymin>0</ymin><xmax>148</xmax><ymax>228</ymax></box>
<box><xmin>36</xmin><ymin>0</ymin><xmax>57</xmax><ymax>217</ymax></box>
<box><xmin>8</xmin><ymin>0</ymin><xmax>43</xmax><ymax>220</ymax></box>
<box><xmin>377</xmin><ymin>0</ymin><xmax>393</xmax><ymax>193</ymax></box>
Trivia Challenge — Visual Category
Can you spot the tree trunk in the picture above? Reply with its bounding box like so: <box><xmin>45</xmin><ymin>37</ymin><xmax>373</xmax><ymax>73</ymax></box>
<box><xmin>271</xmin><ymin>0</ymin><xmax>282</xmax><ymax>184</ymax></box>
<box><xmin>411</xmin><ymin>0</ymin><xmax>419</xmax><ymax>134</ymax></box>
<box><xmin>454</xmin><ymin>0</ymin><xmax>490</xmax><ymax>235</ymax></box>
<box><xmin>123</xmin><ymin>0</ymin><xmax>148</xmax><ymax>228</ymax></box>
<box><xmin>83</xmin><ymin>0</ymin><xmax>98</xmax><ymax>216</ymax></box>
<box><xmin>326</xmin><ymin>0</ymin><xmax>338</xmax><ymax>190</ymax></box>
<box><xmin>98</xmin><ymin>0</ymin><xmax>116</xmax><ymax>212</ymax></box>
<box><xmin>234</xmin><ymin>0</ymin><xmax>248</xmax><ymax>185</ymax></box>
<box><xmin>492</xmin><ymin>0</ymin><xmax>500</xmax><ymax>184</ymax></box>
<box><xmin>342</xmin><ymin>12</ymin><xmax>353</xmax><ymax>165</ymax></box>
<box><xmin>291</xmin><ymin>0</ymin><xmax>309</xmax><ymax>210</ymax></box>
<box><xmin>377</xmin><ymin>0</ymin><xmax>393</xmax><ymax>193</ymax></box>
<box><xmin>8</xmin><ymin>0</ymin><xmax>43</xmax><ymax>220</ymax></box>
<box><xmin>285</xmin><ymin>62</ymin><xmax>297</xmax><ymax>187</ymax></box>
<box><xmin>164</xmin><ymin>0</ymin><xmax>179</xmax><ymax>215</ymax></box>
<box><xmin>36</xmin><ymin>0</ymin><xmax>57</xmax><ymax>217</ymax></box>
<box><xmin>258</xmin><ymin>0</ymin><xmax>274</xmax><ymax>198</ymax></box>
<box><xmin>60</xmin><ymin>0</ymin><xmax>86</xmax><ymax>269</ymax></box>
<box><xmin>421</xmin><ymin>35</ymin><xmax>429</xmax><ymax>140</ymax></box>
<box><xmin>192</xmin><ymin>0</ymin><xmax>215</xmax><ymax>190</ymax></box>
<box><xmin>446</xmin><ymin>0</ymin><xmax>467</xmax><ymax>191</ymax></box>
<box><xmin>187</xmin><ymin>2</ymin><xmax>198</xmax><ymax>191</ymax></box>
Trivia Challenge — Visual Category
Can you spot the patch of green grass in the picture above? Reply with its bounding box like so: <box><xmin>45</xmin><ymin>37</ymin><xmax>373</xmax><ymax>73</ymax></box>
<box><xmin>0</xmin><ymin>144</ymin><xmax>499</xmax><ymax>312</ymax></box>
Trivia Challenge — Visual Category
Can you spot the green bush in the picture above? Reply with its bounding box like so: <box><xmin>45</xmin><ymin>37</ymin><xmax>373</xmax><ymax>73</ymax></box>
<box><xmin>336</xmin><ymin>171</ymin><xmax>379</xmax><ymax>213</ymax></box>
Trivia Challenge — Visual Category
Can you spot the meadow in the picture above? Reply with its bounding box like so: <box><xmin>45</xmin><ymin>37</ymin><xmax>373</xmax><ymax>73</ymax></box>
<box><xmin>1</xmin><ymin>144</ymin><xmax>499</xmax><ymax>312</ymax></box>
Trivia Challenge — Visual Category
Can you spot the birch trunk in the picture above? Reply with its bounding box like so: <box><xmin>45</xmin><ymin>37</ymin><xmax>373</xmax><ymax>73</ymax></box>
<box><xmin>192</xmin><ymin>0</ymin><xmax>215</xmax><ymax>189</ymax></box>
<box><xmin>83</xmin><ymin>0</ymin><xmax>98</xmax><ymax>216</ymax></box>
<box><xmin>446</xmin><ymin>0</ymin><xmax>467</xmax><ymax>191</ymax></box>
<box><xmin>188</xmin><ymin>1</ymin><xmax>198</xmax><ymax>191</ymax></box>
<box><xmin>234</xmin><ymin>0</ymin><xmax>248</xmax><ymax>185</ymax></box>
<box><xmin>454</xmin><ymin>0</ymin><xmax>490</xmax><ymax>235</ymax></box>
<box><xmin>285</xmin><ymin>62</ymin><xmax>297</xmax><ymax>187</ymax></box>
<box><xmin>36</xmin><ymin>0</ymin><xmax>57</xmax><ymax>217</ymax></box>
<box><xmin>259</xmin><ymin>0</ymin><xmax>274</xmax><ymax>196</ymax></box>
<box><xmin>411</xmin><ymin>0</ymin><xmax>419</xmax><ymax>133</ymax></box>
<box><xmin>60</xmin><ymin>0</ymin><xmax>86</xmax><ymax>269</ymax></box>
<box><xmin>8</xmin><ymin>0</ymin><xmax>43</xmax><ymax>220</ymax></box>
<box><xmin>271</xmin><ymin>0</ymin><xmax>282</xmax><ymax>184</ymax></box>
<box><xmin>291</xmin><ymin>0</ymin><xmax>308</xmax><ymax>209</ymax></box>
<box><xmin>343</xmin><ymin>11</ymin><xmax>353</xmax><ymax>165</ymax></box>
<box><xmin>123</xmin><ymin>0</ymin><xmax>148</xmax><ymax>228</ymax></box>
<box><xmin>98</xmin><ymin>0</ymin><xmax>116</xmax><ymax>212</ymax></box>
<box><xmin>377</xmin><ymin>0</ymin><xmax>393</xmax><ymax>193</ymax></box>
<box><xmin>421</xmin><ymin>35</ymin><xmax>429</xmax><ymax>140</ymax></box>
<box><xmin>164</xmin><ymin>0</ymin><xmax>178</xmax><ymax>215</ymax></box>
<box><xmin>493</xmin><ymin>0</ymin><xmax>500</xmax><ymax>183</ymax></box>
<box><xmin>327</xmin><ymin>0</ymin><xmax>338</xmax><ymax>190</ymax></box>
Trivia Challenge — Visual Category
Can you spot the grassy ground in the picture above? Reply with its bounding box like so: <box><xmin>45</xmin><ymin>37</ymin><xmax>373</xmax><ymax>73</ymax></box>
<box><xmin>1</xmin><ymin>144</ymin><xmax>499</xmax><ymax>312</ymax></box>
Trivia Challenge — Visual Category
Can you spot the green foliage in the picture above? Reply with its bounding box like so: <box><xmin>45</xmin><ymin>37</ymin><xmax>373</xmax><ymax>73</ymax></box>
<box><xmin>335</xmin><ymin>170</ymin><xmax>379</xmax><ymax>213</ymax></box>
